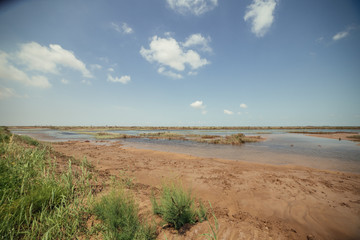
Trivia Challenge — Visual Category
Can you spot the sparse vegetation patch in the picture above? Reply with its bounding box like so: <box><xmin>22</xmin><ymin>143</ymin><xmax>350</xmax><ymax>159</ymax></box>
<box><xmin>151</xmin><ymin>182</ymin><xmax>207</xmax><ymax>230</ymax></box>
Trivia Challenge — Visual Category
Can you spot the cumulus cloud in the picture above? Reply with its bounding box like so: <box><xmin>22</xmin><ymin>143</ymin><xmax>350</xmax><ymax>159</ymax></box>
<box><xmin>140</xmin><ymin>34</ymin><xmax>210</xmax><ymax>78</ymax></box>
<box><xmin>158</xmin><ymin>67</ymin><xmax>183</xmax><ymax>79</ymax></box>
<box><xmin>111</xmin><ymin>22</ymin><xmax>134</xmax><ymax>34</ymax></box>
<box><xmin>183</xmin><ymin>34</ymin><xmax>212</xmax><ymax>52</ymax></box>
<box><xmin>0</xmin><ymin>51</ymin><xmax>51</xmax><ymax>88</ymax></box>
<box><xmin>190</xmin><ymin>100</ymin><xmax>207</xmax><ymax>114</ymax></box>
<box><xmin>244</xmin><ymin>0</ymin><xmax>277</xmax><ymax>37</ymax></box>
<box><xmin>16</xmin><ymin>42</ymin><xmax>92</xmax><ymax>78</ymax></box>
<box><xmin>224</xmin><ymin>109</ymin><xmax>234</xmax><ymax>115</ymax></box>
<box><xmin>107</xmin><ymin>74</ymin><xmax>131</xmax><ymax>84</ymax></box>
<box><xmin>190</xmin><ymin>100</ymin><xmax>204</xmax><ymax>109</ymax></box>
<box><xmin>240</xmin><ymin>103</ymin><xmax>248</xmax><ymax>109</ymax></box>
<box><xmin>167</xmin><ymin>0</ymin><xmax>218</xmax><ymax>15</ymax></box>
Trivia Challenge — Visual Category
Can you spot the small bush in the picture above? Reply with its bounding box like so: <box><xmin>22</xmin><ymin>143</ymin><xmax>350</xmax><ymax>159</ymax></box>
<box><xmin>93</xmin><ymin>190</ymin><xmax>156</xmax><ymax>240</ymax></box>
<box><xmin>151</xmin><ymin>183</ymin><xmax>207</xmax><ymax>230</ymax></box>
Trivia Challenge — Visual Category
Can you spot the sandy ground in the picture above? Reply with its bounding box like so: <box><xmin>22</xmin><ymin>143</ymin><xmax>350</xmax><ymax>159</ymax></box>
<box><xmin>51</xmin><ymin>140</ymin><xmax>360</xmax><ymax>240</ymax></box>
<box><xmin>304</xmin><ymin>132</ymin><xmax>360</xmax><ymax>142</ymax></box>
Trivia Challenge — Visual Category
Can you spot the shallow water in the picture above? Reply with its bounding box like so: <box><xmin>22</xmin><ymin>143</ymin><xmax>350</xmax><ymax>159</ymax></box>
<box><xmin>10</xmin><ymin>128</ymin><xmax>360</xmax><ymax>173</ymax></box>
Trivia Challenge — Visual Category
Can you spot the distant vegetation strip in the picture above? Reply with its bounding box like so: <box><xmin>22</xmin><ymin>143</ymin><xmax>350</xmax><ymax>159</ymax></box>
<box><xmin>78</xmin><ymin>131</ymin><xmax>264</xmax><ymax>145</ymax></box>
<box><xmin>9</xmin><ymin>126</ymin><xmax>360</xmax><ymax>131</ymax></box>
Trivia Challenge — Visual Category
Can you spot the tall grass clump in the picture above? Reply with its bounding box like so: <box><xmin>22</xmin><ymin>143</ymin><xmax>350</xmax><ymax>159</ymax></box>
<box><xmin>93</xmin><ymin>189</ymin><xmax>157</xmax><ymax>240</ymax></box>
<box><xmin>0</xmin><ymin>127</ymin><xmax>93</xmax><ymax>239</ymax></box>
<box><xmin>151</xmin><ymin>183</ymin><xmax>207</xmax><ymax>230</ymax></box>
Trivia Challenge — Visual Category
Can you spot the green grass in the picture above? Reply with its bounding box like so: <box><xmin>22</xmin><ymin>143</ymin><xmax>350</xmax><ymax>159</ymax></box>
<box><xmin>151</xmin><ymin>183</ymin><xmax>207</xmax><ymax>230</ymax></box>
<box><xmin>0</xmin><ymin>127</ymin><xmax>93</xmax><ymax>239</ymax></box>
<box><xmin>93</xmin><ymin>189</ymin><xmax>156</xmax><ymax>240</ymax></box>
<box><xmin>15</xmin><ymin>134</ymin><xmax>40</xmax><ymax>146</ymax></box>
<box><xmin>202</xmin><ymin>201</ymin><xmax>219</xmax><ymax>240</ymax></box>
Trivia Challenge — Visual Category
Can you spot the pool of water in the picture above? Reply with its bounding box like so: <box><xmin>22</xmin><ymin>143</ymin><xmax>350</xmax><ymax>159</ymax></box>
<box><xmin>10</xmin><ymin>128</ymin><xmax>360</xmax><ymax>173</ymax></box>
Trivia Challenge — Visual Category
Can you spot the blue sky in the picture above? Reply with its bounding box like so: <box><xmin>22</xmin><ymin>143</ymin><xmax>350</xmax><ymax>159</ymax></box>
<box><xmin>0</xmin><ymin>0</ymin><xmax>359</xmax><ymax>126</ymax></box>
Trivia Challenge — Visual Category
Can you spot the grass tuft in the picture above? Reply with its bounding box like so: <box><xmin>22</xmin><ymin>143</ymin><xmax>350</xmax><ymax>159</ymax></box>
<box><xmin>151</xmin><ymin>182</ymin><xmax>207</xmax><ymax>230</ymax></box>
<box><xmin>93</xmin><ymin>189</ymin><xmax>156</xmax><ymax>240</ymax></box>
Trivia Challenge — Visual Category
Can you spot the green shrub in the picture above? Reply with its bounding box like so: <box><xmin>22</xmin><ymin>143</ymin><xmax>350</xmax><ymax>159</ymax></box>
<box><xmin>93</xmin><ymin>190</ymin><xmax>156</xmax><ymax>240</ymax></box>
<box><xmin>151</xmin><ymin>183</ymin><xmax>207</xmax><ymax>230</ymax></box>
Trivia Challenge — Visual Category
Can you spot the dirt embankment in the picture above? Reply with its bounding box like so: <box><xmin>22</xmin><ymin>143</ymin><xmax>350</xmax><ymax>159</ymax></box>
<box><xmin>52</xmin><ymin>141</ymin><xmax>360</xmax><ymax>240</ymax></box>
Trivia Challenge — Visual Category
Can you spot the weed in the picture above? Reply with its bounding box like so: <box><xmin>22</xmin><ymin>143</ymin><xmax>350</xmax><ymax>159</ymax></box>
<box><xmin>151</xmin><ymin>182</ymin><xmax>206</xmax><ymax>230</ymax></box>
<box><xmin>93</xmin><ymin>189</ymin><xmax>156</xmax><ymax>240</ymax></box>
<box><xmin>202</xmin><ymin>201</ymin><xmax>219</xmax><ymax>240</ymax></box>
<box><xmin>119</xmin><ymin>170</ymin><xmax>135</xmax><ymax>188</ymax></box>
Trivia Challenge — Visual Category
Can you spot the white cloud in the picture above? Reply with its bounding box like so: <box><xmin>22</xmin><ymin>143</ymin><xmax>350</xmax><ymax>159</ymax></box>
<box><xmin>122</xmin><ymin>23</ymin><xmax>134</xmax><ymax>34</ymax></box>
<box><xmin>183</xmin><ymin>34</ymin><xmax>212</xmax><ymax>52</ymax></box>
<box><xmin>16</xmin><ymin>42</ymin><xmax>92</xmax><ymax>78</ymax></box>
<box><xmin>167</xmin><ymin>0</ymin><xmax>218</xmax><ymax>15</ymax></box>
<box><xmin>244</xmin><ymin>0</ymin><xmax>277</xmax><ymax>37</ymax></box>
<box><xmin>107</xmin><ymin>74</ymin><xmax>131</xmax><ymax>84</ymax></box>
<box><xmin>90</xmin><ymin>64</ymin><xmax>102</xmax><ymax>70</ymax></box>
<box><xmin>108</xmin><ymin>67</ymin><xmax>115</xmax><ymax>72</ymax></box>
<box><xmin>111</xmin><ymin>22</ymin><xmax>134</xmax><ymax>34</ymax></box>
<box><xmin>240</xmin><ymin>103</ymin><xmax>248</xmax><ymax>109</ymax></box>
<box><xmin>0</xmin><ymin>51</ymin><xmax>51</xmax><ymax>88</ymax></box>
<box><xmin>188</xmin><ymin>71</ymin><xmax>198</xmax><ymax>76</ymax></box>
<box><xmin>0</xmin><ymin>86</ymin><xmax>17</xmax><ymax>99</ymax></box>
<box><xmin>158</xmin><ymin>67</ymin><xmax>183</xmax><ymax>79</ymax></box>
<box><xmin>190</xmin><ymin>100</ymin><xmax>205</xmax><ymax>109</ymax></box>
<box><xmin>333</xmin><ymin>31</ymin><xmax>349</xmax><ymax>41</ymax></box>
<box><xmin>140</xmin><ymin>35</ymin><xmax>210</xmax><ymax>78</ymax></box>
<box><xmin>190</xmin><ymin>100</ymin><xmax>207</xmax><ymax>114</ymax></box>
<box><xmin>224</xmin><ymin>109</ymin><xmax>234</xmax><ymax>115</ymax></box>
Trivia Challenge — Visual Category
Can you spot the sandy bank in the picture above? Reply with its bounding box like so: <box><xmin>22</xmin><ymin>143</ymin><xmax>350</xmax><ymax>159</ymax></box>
<box><xmin>52</xmin><ymin>140</ymin><xmax>360</xmax><ymax>240</ymax></box>
<box><xmin>304</xmin><ymin>132</ymin><xmax>360</xmax><ymax>143</ymax></box>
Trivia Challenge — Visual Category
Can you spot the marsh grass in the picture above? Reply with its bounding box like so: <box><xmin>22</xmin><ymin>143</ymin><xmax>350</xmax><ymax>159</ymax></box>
<box><xmin>0</xmin><ymin>127</ymin><xmax>94</xmax><ymax>239</ymax></box>
<box><xmin>95</xmin><ymin>132</ymin><xmax>134</xmax><ymax>139</ymax></box>
<box><xmin>93</xmin><ymin>189</ymin><xmax>156</xmax><ymax>240</ymax></box>
<box><xmin>139</xmin><ymin>132</ymin><xmax>186</xmax><ymax>140</ymax></box>
<box><xmin>151</xmin><ymin>183</ymin><xmax>207</xmax><ymax>230</ymax></box>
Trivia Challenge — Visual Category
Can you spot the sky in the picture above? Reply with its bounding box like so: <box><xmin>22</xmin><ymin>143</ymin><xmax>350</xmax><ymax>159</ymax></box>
<box><xmin>0</xmin><ymin>0</ymin><xmax>359</xmax><ymax>126</ymax></box>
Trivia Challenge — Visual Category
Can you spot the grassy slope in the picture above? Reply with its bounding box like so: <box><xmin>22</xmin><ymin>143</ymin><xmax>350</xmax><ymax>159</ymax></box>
<box><xmin>0</xmin><ymin>127</ymin><xmax>215</xmax><ymax>239</ymax></box>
